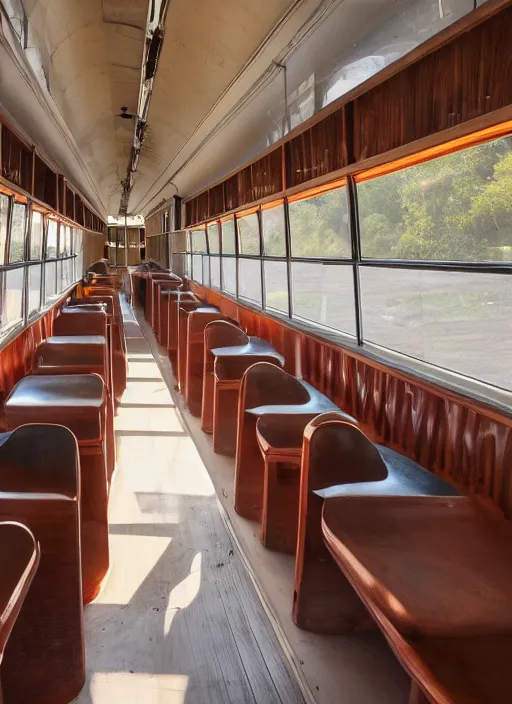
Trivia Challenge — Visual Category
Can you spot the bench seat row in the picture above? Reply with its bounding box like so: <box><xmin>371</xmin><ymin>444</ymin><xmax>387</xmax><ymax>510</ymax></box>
<box><xmin>0</xmin><ymin>271</ymin><xmax>128</xmax><ymax>702</ymax></box>
<box><xmin>144</xmin><ymin>271</ymin><xmax>512</xmax><ymax>704</ymax></box>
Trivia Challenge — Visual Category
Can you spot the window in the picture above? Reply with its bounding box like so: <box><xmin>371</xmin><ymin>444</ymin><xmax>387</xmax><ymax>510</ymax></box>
<box><xmin>30</xmin><ymin>211</ymin><xmax>44</xmax><ymax>260</ymax></box>
<box><xmin>74</xmin><ymin>229</ymin><xmax>83</xmax><ymax>278</ymax></box>
<box><xmin>58</xmin><ymin>258</ymin><xmax>72</xmax><ymax>293</ymax></box>
<box><xmin>59</xmin><ymin>225</ymin><xmax>72</xmax><ymax>257</ymax></box>
<box><xmin>359</xmin><ymin>267</ymin><xmax>512</xmax><ymax>390</ymax></box>
<box><xmin>203</xmin><ymin>256</ymin><xmax>210</xmax><ymax>287</ymax></box>
<box><xmin>264</xmin><ymin>261</ymin><xmax>288</xmax><ymax>314</ymax></box>
<box><xmin>207</xmin><ymin>222</ymin><xmax>220</xmax><ymax>254</ymax></box>
<box><xmin>191</xmin><ymin>228</ymin><xmax>206</xmax><ymax>253</ymax></box>
<box><xmin>9</xmin><ymin>201</ymin><xmax>26</xmax><ymax>263</ymax></box>
<box><xmin>239</xmin><ymin>258</ymin><xmax>262</xmax><ymax>305</ymax></box>
<box><xmin>44</xmin><ymin>261</ymin><xmax>57</xmax><ymax>301</ymax></box>
<box><xmin>0</xmin><ymin>267</ymin><xmax>24</xmax><ymax>330</ymax></box>
<box><xmin>210</xmin><ymin>256</ymin><xmax>221</xmax><ymax>289</ymax></box>
<box><xmin>28</xmin><ymin>264</ymin><xmax>41</xmax><ymax>316</ymax></box>
<box><xmin>237</xmin><ymin>211</ymin><xmax>260</xmax><ymax>255</ymax></box>
<box><xmin>0</xmin><ymin>195</ymin><xmax>9</xmax><ymax>265</ymax></box>
<box><xmin>221</xmin><ymin>217</ymin><xmax>236</xmax><ymax>254</ymax></box>
<box><xmin>192</xmin><ymin>254</ymin><xmax>203</xmax><ymax>284</ymax></box>
<box><xmin>222</xmin><ymin>257</ymin><xmax>236</xmax><ymax>296</ymax></box>
<box><xmin>357</xmin><ymin>135</ymin><xmax>512</xmax><ymax>262</ymax></box>
<box><xmin>291</xmin><ymin>262</ymin><xmax>356</xmax><ymax>336</ymax></box>
<box><xmin>185</xmin><ymin>254</ymin><xmax>191</xmax><ymax>277</ymax></box>
<box><xmin>289</xmin><ymin>184</ymin><xmax>351</xmax><ymax>258</ymax></box>
<box><xmin>46</xmin><ymin>219</ymin><xmax>58</xmax><ymax>258</ymax></box>
<box><xmin>262</xmin><ymin>202</ymin><xmax>286</xmax><ymax>257</ymax></box>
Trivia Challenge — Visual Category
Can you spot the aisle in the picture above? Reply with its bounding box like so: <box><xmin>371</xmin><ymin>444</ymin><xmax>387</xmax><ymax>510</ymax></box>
<box><xmin>73</xmin><ymin>301</ymin><xmax>304</xmax><ymax>704</ymax></box>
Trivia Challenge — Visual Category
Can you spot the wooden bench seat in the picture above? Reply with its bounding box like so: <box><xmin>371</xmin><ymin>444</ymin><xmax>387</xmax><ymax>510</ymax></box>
<box><xmin>70</xmin><ymin>293</ymin><xmax>127</xmax><ymax>402</ymax></box>
<box><xmin>213</xmin><ymin>346</ymin><xmax>286</xmax><ymax>457</ymax></box>
<box><xmin>176</xmin><ymin>304</ymin><xmax>226</xmax><ymax>412</ymax></box>
<box><xmin>151</xmin><ymin>277</ymin><xmax>182</xmax><ymax>337</ymax></box>
<box><xmin>0</xmin><ymin>521</ymin><xmax>39</xmax><ymax>703</ymax></box>
<box><xmin>146</xmin><ymin>274</ymin><xmax>181</xmax><ymax>326</ymax></box>
<box><xmin>33</xmin><ymin>335</ymin><xmax>116</xmax><ymax>483</ymax></box>
<box><xmin>293</xmin><ymin>415</ymin><xmax>459</xmax><ymax>634</ymax></box>
<box><xmin>322</xmin><ymin>495</ymin><xmax>512</xmax><ymax>703</ymax></box>
<box><xmin>234</xmin><ymin>362</ymin><xmax>340</xmax><ymax>521</ymax></box>
<box><xmin>167</xmin><ymin>292</ymin><xmax>199</xmax><ymax>373</ymax></box>
<box><xmin>0</xmin><ymin>425</ymin><xmax>85</xmax><ymax>703</ymax></box>
<box><xmin>5</xmin><ymin>375</ymin><xmax>109</xmax><ymax>604</ymax></box>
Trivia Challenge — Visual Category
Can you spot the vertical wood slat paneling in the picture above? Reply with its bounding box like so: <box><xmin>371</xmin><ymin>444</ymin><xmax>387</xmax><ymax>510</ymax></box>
<box><xmin>184</xmin><ymin>6</ymin><xmax>512</xmax><ymax>226</ymax></box>
<box><xmin>190</xmin><ymin>282</ymin><xmax>512</xmax><ymax>518</ymax></box>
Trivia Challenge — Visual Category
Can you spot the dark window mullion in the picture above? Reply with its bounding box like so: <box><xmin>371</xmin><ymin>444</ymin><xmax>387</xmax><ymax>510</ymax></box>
<box><xmin>348</xmin><ymin>176</ymin><xmax>363</xmax><ymax>346</ymax></box>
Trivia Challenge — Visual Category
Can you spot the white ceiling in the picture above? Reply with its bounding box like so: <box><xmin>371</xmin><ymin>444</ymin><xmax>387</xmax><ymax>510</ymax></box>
<box><xmin>0</xmin><ymin>0</ymin><xmax>476</xmax><ymax>218</ymax></box>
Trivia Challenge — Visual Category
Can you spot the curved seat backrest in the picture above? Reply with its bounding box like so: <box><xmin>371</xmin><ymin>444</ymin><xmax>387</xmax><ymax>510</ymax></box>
<box><xmin>54</xmin><ymin>309</ymin><xmax>107</xmax><ymax>338</ymax></box>
<box><xmin>304</xmin><ymin>416</ymin><xmax>388</xmax><ymax>489</ymax></box>
<box><xmin>241</xmin><ymin>362</ymin><xmax>311</xmax><ymax>411</ymax></box>
<box><xmin>204</xmin><ymin>320</ymin><xmax>247</xmax><ymax>356</ymax></box>
<box><xmin>0</xmin><ymin>425</ymin><xmax>79</xmax><ymax>498</ymax></box>
<box><xmin>0</xmin><ymin>522</ymin><xmax>39</xmax><ymax>660</ymax></box>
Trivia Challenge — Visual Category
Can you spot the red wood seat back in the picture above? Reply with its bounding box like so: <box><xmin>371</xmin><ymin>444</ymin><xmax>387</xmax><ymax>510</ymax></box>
<box><xmin>0</xmin><ymin>425</ymin><xmax>85</xmax><ymax>703</ymax></box>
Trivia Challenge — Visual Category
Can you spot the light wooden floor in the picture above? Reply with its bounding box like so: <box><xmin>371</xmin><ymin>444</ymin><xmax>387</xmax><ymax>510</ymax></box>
<box><xmin>136</xmin><ymin>306</ymin><xmax>410</xmax><ymax>704</ymax></box>
<box><xmin>73</xmin><ymin>302</ymin><xmax>305</xmax><ymax>704</ymax></box>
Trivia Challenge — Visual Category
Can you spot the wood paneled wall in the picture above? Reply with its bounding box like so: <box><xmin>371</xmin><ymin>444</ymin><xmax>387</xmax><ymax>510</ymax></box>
<box><xmin>189</xmin><ymin>282</ymin><xmax>512</xmax><ymax>518</ymax></box>
<box><xmin>184</xmin><ymin>2</ymin><xmax>512</xmax><ymax>227</ymax></box>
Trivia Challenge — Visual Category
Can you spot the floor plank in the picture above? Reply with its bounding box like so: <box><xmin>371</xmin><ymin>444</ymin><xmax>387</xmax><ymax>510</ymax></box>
<box><xmin>73</xmin><ymin>300</ymin><xmax>304</xmax><ymax>704</ymax></box>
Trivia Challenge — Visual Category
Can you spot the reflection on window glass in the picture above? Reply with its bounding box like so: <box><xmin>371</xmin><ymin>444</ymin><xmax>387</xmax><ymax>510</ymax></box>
<box><xmin>291</xmin><ymin>262</ymin><xmax>356</xmax><ymax>336</ymax></box>
<box><xmin>262</xmin><ymin>203</ymin><xmax>286</xmax><ymax>256</ymax></box>
<box><xmin>207</xmin><ymin>222</ymin><xmax>220</xmax><ymax>254</ymax></box>
<box><xmin>264</xmin><ymin>261</ymin><xmax>288</xmax><ymax>314</ymax></box>
<box><xmin>0</xmin><ymin>195</ymin><xmax>10</xmax><ymax>265</ymax></box>
<box><xmin>203</xmin><ymin>256</ymin><xmax>210</xmax><ymax>287</ymax></box>
<box><xmin>30</xmin><ymin>211</ymin><xmax>44</xmax><ymax>260</ymax></box>
<box><xmin>360</xmin><ymin>267</ymin><xmax>512</xmax><ymax>390</ymax></box>
<box><xmin>28</xmin><ymin>264</ymin><xmax>41</xmax><ymax>315</ymax></box>
<box><xmin>237</xmin><ymin>213</ymin><xmax>260</xmax><ymax>255</ymax></box>
<box><xmin>289</xmin><ymin>186</ymin><xmax>351</xmax><ymax>257</ymax></box>
<box><xmin>44</xmin><ymin>261</ymin><xmax>57</xmax><ymax>301</ymax></box>
<box><xmin>1</xmin><ymin>268</ymin><xmax>24</xmax><ymax>330</ymax></box>
<box><xmin>221</xmin><ymin>218</ymin><xmax>236</xmax><ymax>254</ymax></box>
<box><xmin>9</xmin><ymin>202</ymin><xmax>26</xmax><ymax>263</ymax></box>
<box><xmin>210</xmin><ymin>256</ymin><xmax>221</xmax><ymax>288</ymax></box>
<box><xmin>192</xmin><ymin>254</ymin><xmax>203</xmax><ymax>284</ymax></box>
<box><xmin>46</xmin><ymin>219</ymin><xmax>58</xmax><ymax>258</ymax></box>
<box><xmin>191</xmin><ymin>228</ymin><xmax>206</xmax><ymax>253</ymax></box>
<box><xmin>358</xmin><ymin>136</ymin><xmax>512</xmax><ymax>262</ymax></box>
<box><xmin>239</xmin><ymin>258</ymin><xmax>262</xmax><ymax>304</ymax></box>
<box><xmin>222</xmin><ymin>257</ymin><xmax>236</xmax><ymax>296</ymax></box>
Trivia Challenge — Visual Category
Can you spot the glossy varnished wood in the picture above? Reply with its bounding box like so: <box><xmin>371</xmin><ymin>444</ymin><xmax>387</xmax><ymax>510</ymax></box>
<box><xmin>0</xmin><ymin>425</ymin><xmax>85</xmax><ymax>703</ymax></box>
<box><xmin>6</xmin><ymin>375</ymin><xmax>109</xmax><ymax>603</ymax></box>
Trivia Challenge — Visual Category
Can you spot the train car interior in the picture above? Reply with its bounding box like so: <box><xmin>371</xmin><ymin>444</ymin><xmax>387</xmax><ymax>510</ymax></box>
<box><xmin>0</xmin><ymin>0</ymin><xmax>511</xmax><ymax>702</ymax></box>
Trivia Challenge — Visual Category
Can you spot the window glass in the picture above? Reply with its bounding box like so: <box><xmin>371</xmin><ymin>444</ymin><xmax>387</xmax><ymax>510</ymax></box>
<box><xmin>237</xmin><ymin>212</ymin><xmax>260</xmax><ymax>255</ymax></box>
<box><xmin>222</xmin><ymin>257</ymin><xmax>236</xmax><ymax>296</ymax></box>
<box><xmin>239</xmin><ymin>258</ymin><xmax>262</xmax><ymax>305</ymax></box>
<box><xmin>44</xmin><ymin>260</ymin><xmax>57</xmax><ymax>301</ymax></box>
<box><xmin>191</xmin><ymin>228</ymin><xmax>206</xmax><ymax>253</ymax></box>
<box><xmin>28</xmin><ymin>264</ymin><xmax>41</xmax><ymax>316</ymax></box>
<box><xmin>207</xmin><ymin>222</ymin><xmax>220</xmax><ymax>254</ymax></box>
<box><xmin>289</xmin><ymin>186</ymin><xmax>351</xmax><ymax>258</ymax></box>
<box><xmin>0</xmin><ymin>195</ymin><xmax>10</xmax><ymax>265</ymax></box>
<box><xmin>291</xmin><ymin>262</ymin><xmax>356</xmax><ymax>336</ymax></box>
<box><xmin>185</xmin><ymin>254</ymin><xmax>191</xmax><ymax>277</ymax></box>
<box><xmin>58</xmin><ymin>258</ymin><xmax>72</xmax><ymax>293</ymax></box>
<box><xmin>30</xmin><ymin>211</ymin><xmax>44</xmax><ymax>260</ymax></box>
<box><xmin>360</xmin><ymin>267</ymin><xmax>512</xmax><ymax>390</ymax></box>
<box><xmin>59</xmin><ymin>224</ymin><xmax>72</xmax><ymax>257</ymax></box>
<box><xmin>210</xmin><ymin>256</ymin><xmax>221</xmax><ymax>289</ymax></box>
<box><xmin>1</xmin><ymin>267</ymin><xmax>24</xmax><ymax>330</ymax></box>
<box><xmin>358</xmin><ymin>136</ymin><xmax>512</xmax><ymax>262</ymax></box>
<box><xmin>221</xmin><ymin>218</ymin><xmax>236</xmax><ymax>254</ymax></box>
<box><xmin>46</xmin><ymin>219</ymin><xmax>58</xmax><ymax>258</ymax></box>
<box><xmin>203</xmin><ymin>256</ymin><xmax>210</xmax><ymax>287</ymax></box>
<box><xmin>192</xmin><ymin>254</ymin><xmax>203</xmax><ymax>284</ymax></box>
<box><xmin>9</xmin><ymin>202</ymin><xmax>26</xmax><ymax>263</ymax></box>
<box><xmin>264</xmin><ymin>261</ymin><xmax>288</xmax><ymax>314</ymax></box>
<box><xmin>262</xmin><ymin>202</ymin><xmax>286</xmax><ymax>256</ymax></box>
